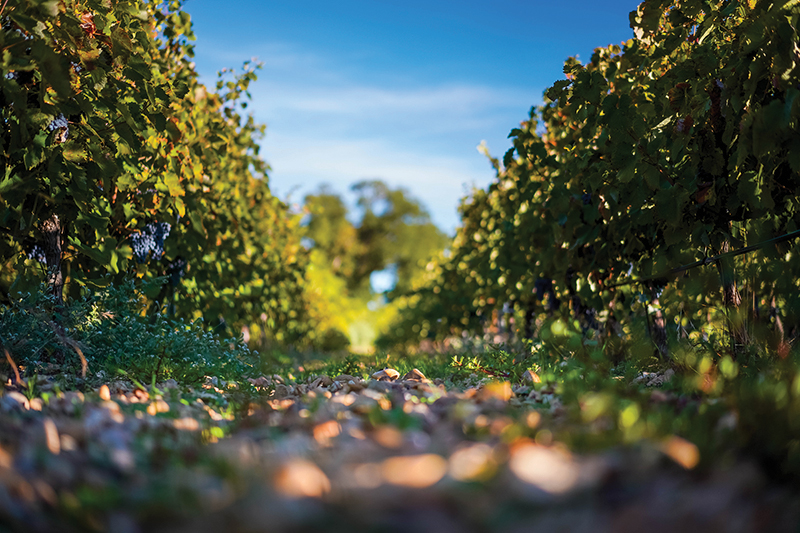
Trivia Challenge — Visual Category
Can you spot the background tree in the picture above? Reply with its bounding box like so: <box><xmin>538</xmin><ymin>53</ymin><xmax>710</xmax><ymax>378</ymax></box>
<box><xmin>303</xmin><ymin>188</ymin><xmax>361</xmax><ymax>281</ymax></box>
<box><xmin>302</xmin><ymin>180</ymin><xmax>447</xmax><ymax>351</ymax></box>
<box><xmin>350</xmin><ymin>180</ymin><xmax>448</xmax><ymax>297</ymax></box>
<box><xmin>304</xmin><ymin>180</ymin><xmax>447</xmax><ymax>298</ymax></box>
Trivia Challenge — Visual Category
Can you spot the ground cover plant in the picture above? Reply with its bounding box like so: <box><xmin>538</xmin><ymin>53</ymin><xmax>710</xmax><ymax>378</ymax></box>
<box><xmin>2</xmin><ymin>0</ymin><xmax>800</xmax><ymax>531</ymax></box>
<box><xmin>0</xmin><ymin>280</ymin><xmax>254</xmax><ymax>386</ymax></box>
<box><xmin>1</xmin><ymin>300</ymin><xmax>800</xmax><ymax>531</ymax></box>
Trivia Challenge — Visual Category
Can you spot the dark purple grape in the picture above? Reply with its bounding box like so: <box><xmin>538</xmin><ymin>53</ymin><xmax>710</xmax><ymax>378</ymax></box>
<box><xmin>168</xmin><ymin>257</ymin><xmax>188</xmax><ymax>286</ymax></box>
<box><xmin>27</xmin><ymin>245</ymin><xmax>47</xmax><ymax>264</ymax></box>
<box><xmin>130</xmin><ymin>222</ymin><xmax>171</xmax><ymax>263</ymax></box>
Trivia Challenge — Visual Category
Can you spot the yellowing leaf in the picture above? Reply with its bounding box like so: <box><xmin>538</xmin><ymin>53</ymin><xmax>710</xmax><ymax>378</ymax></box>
<box><xmin>174</xmin><ymin>196</ymin><xmax>186</xmax><ymax>217</ymax></box>
<box><xmin>162</xmin><ymin>173</ymin><xmax>183</xmax><ymax>197</ymax></box>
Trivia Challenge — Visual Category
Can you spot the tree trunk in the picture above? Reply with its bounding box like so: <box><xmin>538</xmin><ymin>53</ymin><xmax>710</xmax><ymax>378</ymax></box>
<box><xmin>40</xmin><ymin>214</ymin><xmax>64</xmax><ymax>306</ymax></box>
<box><xmin>717</xmin><ymin>240</ymin><xmax>748</xmax><ymax>353</ymax></box>
<box><xmin>650</xmin><ymin>292</ymin><xmax>669</xmax><ymax>360</ymax></box>
<box><xmin>524</xmin><ymin>298</ymin><xmax>536</xmax><ymax>340</ymax></box>
<box><xmin>39</xmin><ymin>214</ymin><xmax>69</xmax><ymax>366</ymax></box>
<box><xmin>770</xmin><ymin>295</ymin><xmax>789</xmax><ymax>358</ymax></box>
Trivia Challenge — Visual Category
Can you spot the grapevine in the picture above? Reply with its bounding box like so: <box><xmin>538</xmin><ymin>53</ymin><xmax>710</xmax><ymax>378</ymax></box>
<box><xmin>384</xmin><ymin>0</ymin><xmax>800</xmax><ymax>360</ymax></box>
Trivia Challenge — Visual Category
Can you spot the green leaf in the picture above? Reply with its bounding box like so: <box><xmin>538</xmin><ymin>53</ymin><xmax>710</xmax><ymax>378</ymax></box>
<box><xmin>32</xmin><ymin>0</ymin><xmax>59</xmax><ymax>17</ymax></box>
<box><xmin>642</xmin><ymin>166</ymin><xmax>661</xmax><ymax>190</ymax></box>
<box><xmin>173</xmin><ymin>80</ymin><xmax>190</xmax><ymax>99</ymax></box>
<box><xmin>737</xmin><ymin>175</ymin><xmax>760</xmax><ymax>210</ymax></box>
<box><xmin>9</xmin><ymin>13</ymin><xmax>41</xmax><ymax>32</ymax></box>
<box><xmin>115</xmin><ymin>122</ymin><xmax>139</xmax><ymax>150</ymax></box>
<box><xmin>752</xmin><ymin>100</ymin><xmax>784</xmax><ymax>158</ymax></box>
<box><xmin>545</xmin><ymin>79</ymin><xmax>572</xmax><ymax>102</ymax></box>
<box><xmin>22</xmin><ymin>131</ymin><xmax>47</xmax><ymax>168</ymax></box>
<box><xmin>0</xmin><ymin>175</ymin><xmax>24</xmax><ymax>195</ymax></box>
<box><xmin>668</xmin><ymin>8</ymin><xmax>691</xmax><ymax>26</ymax></box>
<box><xmin>77</xmin><ymin>209</ymin><xmax>109</xmax><ymax>232</ymax></box>
<box><xmin>149</xmin><ymin>112</ymin><xmax>167</xmax><ymax>131</ymax></box>
<box><xmin>788</xmin><ymin>138</ymin><xmax>800</xmax><ymax>173</ymax></box>
<box><xmin>62</xmin><ymin>142</ymin><xmax>87</xmax><ymax>163</ymax></box>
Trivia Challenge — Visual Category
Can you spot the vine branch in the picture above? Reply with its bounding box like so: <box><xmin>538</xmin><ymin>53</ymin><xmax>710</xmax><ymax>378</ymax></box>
<box><xmin>607</xmin><ymin>228</ymin><xmax>800</xmax><ymax>289</ymax></box>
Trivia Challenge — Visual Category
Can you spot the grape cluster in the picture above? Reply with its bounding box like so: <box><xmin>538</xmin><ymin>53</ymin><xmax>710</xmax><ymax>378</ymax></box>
<box><xmin>27</xmin><ymin>245</ymin><xmax>47</xmax><ymax>265</ymax></box>
<box><xmin>168</xmin><ymin>257</ymin><xmax>188</xmax><ymax>286</ymax></box>
<box><xmin>47</xmin><ymin>113</ymin><xmax>70</xmax><ymax>143</ymax></box>
<box><xmin>130</xmin><ymin>222</ymin><xmax>171</xmax><ymax>263</ymax></box>
<box><xmin>47</xmin><ymin>113</ymin><xmax>69</xmax><ymax>131</ymax></box>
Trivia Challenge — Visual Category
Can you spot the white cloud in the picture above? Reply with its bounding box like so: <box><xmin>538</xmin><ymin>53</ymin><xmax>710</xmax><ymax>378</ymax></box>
<box><xmin>254</xmin><ymin>81</ymin><xmax>522</xmax><ymax>115</ymax></box>
<box><xmin>246</xmin><ymin>74</ymin><xmax>533</xmax><ymax>138</ymax></box>
<box><xmin>195</xmin><ymin>41</ymin><xmax>537</xmax><ymax>233</ymax></box>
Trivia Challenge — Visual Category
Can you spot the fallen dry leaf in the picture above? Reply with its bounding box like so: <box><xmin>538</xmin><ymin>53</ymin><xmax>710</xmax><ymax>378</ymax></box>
<box><xmin>313</xmin><ymin>420</ymin><xmax>341</xmax><ymax>446</ymax></box>
<box><xmin>372</xmin><ymin>425</ymin><xmax>403</xmax><ymax>448</ymax></box>
<box><xmin>274</xmin><ymin>459</ymin><xmax>331</xmax><ymax>498</ymax></box>
<box><xmin>661</xmin><ymin>436</ymin><xmax>700</xmax><ymax>469</ymax></box>
<box><xmin>381</xmin><ymin>454</ymin><xmax>447</xmax><ymax>488</ymax></box>
<box><xmin>248</xmin><ymin>376</ymin><xmax>272</xmax><ymax>388</ymax></box>
<box><xmin>448</xmin><ymin>443</ymin><xmax>496</xmax><ymax>482</ymax></box>
<box><xmin>402</xmin><ymin>368</ymin><xmax>427</xmax><ymax>382</ymax></box>
<box><xmin>372</xmin><ymin>368</ymin><xmax>400</xmax><ymax>381</ymax></box>
<box><xmin>43</xmin><ymin>418</ymin><xmax>60</xmax><ymax>455</ymax></box>
<box><xmin>98</xmin><ymin>385</ymin><xmax>111</xmax><ymax>401</ymax></box>
<box><xmin>0</xmin><ymin>445</ymin><xmax>11</xmax><ymax>468</ymax></box>
<box><xmin>174</xmin><ymin>418</ymin><xmax>201</xmax><ymax>431</ymax></box>
<box><xmin>509</xmin><ymin>443</ymin><xmax>579</xmax><ymax>494</ymax></box>
<box><xmin>522</xmin><ymin>369</ymin><xmax>541</xmax><ymax>384</ymax></box>
<box><xmin>147</xmin><ymin>399</ymin><xmax>170</xmax><ymax>416</ymax></box>
<box><xmin>477</xmin><ymin>381</ymin><xmax>512</xmax><ymax>402</ymax></box>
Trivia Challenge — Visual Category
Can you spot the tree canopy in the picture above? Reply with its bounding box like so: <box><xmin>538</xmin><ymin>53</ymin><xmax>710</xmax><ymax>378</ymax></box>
<box><xmin>304</xmin><ymin>180</ymin><xmax>447</xmax><ymax>299</ymax></box>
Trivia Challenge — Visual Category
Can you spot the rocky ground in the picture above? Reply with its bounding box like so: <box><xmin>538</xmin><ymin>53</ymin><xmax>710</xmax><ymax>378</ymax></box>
<box><xmin>1</xmin><ymin>369</ymin><xmax>798</xmax><ymax>532</ymax></box>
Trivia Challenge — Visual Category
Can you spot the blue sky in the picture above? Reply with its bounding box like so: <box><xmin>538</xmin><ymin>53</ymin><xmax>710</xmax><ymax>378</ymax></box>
<box><xmin>182</xmin><ymin>0</ymin><xmax>641</xmax><ymax>234</ymax></box>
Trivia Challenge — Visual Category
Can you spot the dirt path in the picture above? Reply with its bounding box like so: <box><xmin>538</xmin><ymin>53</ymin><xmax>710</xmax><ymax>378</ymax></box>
<box><xmin>1</xmin><ymin>371</ymin><xmax>797</xmax><ymax>532</ymax></box>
